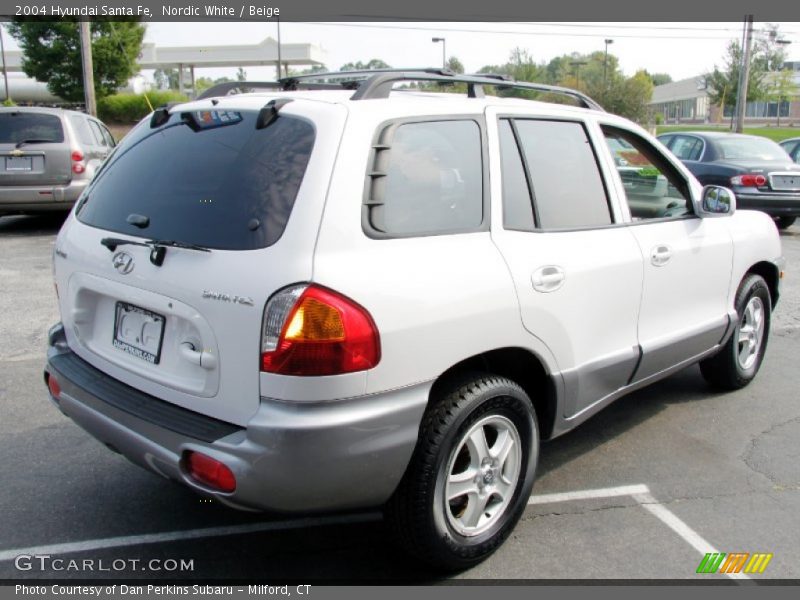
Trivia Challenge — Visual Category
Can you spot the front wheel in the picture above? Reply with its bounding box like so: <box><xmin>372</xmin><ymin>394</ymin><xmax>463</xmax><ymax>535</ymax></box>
<box><xmin>775</xmin><ymin>216</ymin><xmax>796</xmax><ymax>230</ymax></box>
<box><xmin>385</xmin><ymin>374</ymin><xmax>538</xmax><ymax>571</ymax></box>
<box><xmin>700</xmin><ymin>274</ymin><xmax>771</xmax><ymax>390</ymax></box>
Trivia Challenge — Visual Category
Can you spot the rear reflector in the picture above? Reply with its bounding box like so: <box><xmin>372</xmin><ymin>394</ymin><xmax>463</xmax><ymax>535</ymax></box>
<box><xmin>184</xmin><ymin>451</ymin><xmax>236</xmax><ymax>493</ymax></box>
<box><xmin>72</xmin><ymin>163</ymin><xmax>85</xmax><ymax>175</ymax></box>
<box><xmin>47</xmin><ymin>374</ymin><xmax>61</xmax><ymax>400</ymax></box>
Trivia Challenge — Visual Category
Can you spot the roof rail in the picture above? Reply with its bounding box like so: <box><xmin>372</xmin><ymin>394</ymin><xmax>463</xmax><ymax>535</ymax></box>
<box><xmin>196</xmin><ymin>80</ymin><xmax>344</xmax><ymax>101</ymax></box>
<box><xmin>279</xmin><ymin>68</ymin><xmax>604</xmax><ymax>111</ymax></box>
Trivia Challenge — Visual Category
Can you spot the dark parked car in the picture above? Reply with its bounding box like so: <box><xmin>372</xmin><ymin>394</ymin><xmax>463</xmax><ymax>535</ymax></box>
<box><xmin>779</xmin><ymin>137</ymin><xmax>800</xmax><ymax>163</ymax></box>
<box><xmin>657</xmin><ymin>131</ymin><xmax>800</xmax><ymax>229</ymax></box>
<box><xmin>0</xmin><ymin>107</ymin><xmax>116</xmax><ymax>216</ymax></box>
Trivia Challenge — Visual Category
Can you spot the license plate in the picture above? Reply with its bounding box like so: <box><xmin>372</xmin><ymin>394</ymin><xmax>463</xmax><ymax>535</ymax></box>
<box><xmin>112</xmin><ymin>302</ymin><xmax>165</xmax><ymax>364</ymax></box>
<box><xmin>771</xmin><ymin>174</ymin><xmax>800</xmax><ymax>191</ymax></box>
<box><xmin>5</xmin><ymin>156</ymin><xmax>32</xmax><ymax>171</ymax></box>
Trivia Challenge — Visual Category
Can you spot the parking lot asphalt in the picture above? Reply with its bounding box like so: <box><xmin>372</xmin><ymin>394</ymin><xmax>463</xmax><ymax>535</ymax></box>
<box><xmin>1</xmin><ymin>214</ymin><xmax>799</xmax><ymax>582</ymax></box>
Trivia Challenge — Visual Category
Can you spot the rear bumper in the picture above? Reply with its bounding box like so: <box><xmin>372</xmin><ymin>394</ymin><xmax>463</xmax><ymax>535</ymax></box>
<box><xmin>734</xmin><ymin>192</ymin><xmax>800</xmax><ymax>217</ymax></box>
<box><xmin>0</xmin><ymin>179</ymin><xmax>87</xmax><ymax>212</ymax></box>
<box><xmin>45</xmin><ymin>323</ymin><xmax>428</xmax><ymax>513</ymax></box>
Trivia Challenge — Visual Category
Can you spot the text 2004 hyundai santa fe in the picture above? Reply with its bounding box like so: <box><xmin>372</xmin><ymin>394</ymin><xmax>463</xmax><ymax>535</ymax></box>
<box><xmin>44</xmin><ymin>70</ymin><xmax>784</xmax><ymax>570</ymax></box>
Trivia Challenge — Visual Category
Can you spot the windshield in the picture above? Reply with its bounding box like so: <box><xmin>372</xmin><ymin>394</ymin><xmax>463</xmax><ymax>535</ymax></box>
<box><xmin>0</xmin><ymin>112</ymin><xmax>65</xmax><ymax>144</ymax></box>
<box><xmin>716</xmin><ymin>137</ymin><xmax>789</xmax><ymax>161</ymax></box>
<box><xmin>77</xmin><ymin>109</ymin><xmax>316</xmax><ymax>251</ymax></box>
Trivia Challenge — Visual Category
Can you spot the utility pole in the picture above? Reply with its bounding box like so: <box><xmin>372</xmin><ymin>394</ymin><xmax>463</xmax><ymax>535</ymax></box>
<box><xmin>734</xmin><ymin>15</ymin><xmax>754</xmax><ymax>133</ymax></box>
<box><xmin>79</xmin><ymin>21</ymin><xmax>97</xmax><ymax>116</ymax></box>
<box><xmin>276</xmin><ymin>16</ymin><xmax>282</xmax><ymax>80</ymax></box>
<box><xmin>0</xmin><ymin>25</ymin><xmax>9</xmax><ymax>102</ymax></box>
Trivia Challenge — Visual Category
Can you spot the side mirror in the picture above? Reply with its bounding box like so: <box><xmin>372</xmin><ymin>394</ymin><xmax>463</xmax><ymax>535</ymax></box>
<box><xmin>697</xmin><ymin>185</ymin><xmax>736</xmax><ymax>218</ymax></box>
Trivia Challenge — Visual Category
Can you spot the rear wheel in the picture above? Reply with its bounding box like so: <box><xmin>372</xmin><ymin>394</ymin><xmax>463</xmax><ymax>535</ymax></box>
<box><xmin>385</xmin><ymin>373</ymin><xmax>538</xmax><ymax>571</ymax></box>
<box><xmin>700</xmin><ymin>274</ymin><xmax>771</xmax><ymax>390</ymax></box>
<box><xmin>775</xmin><ymin>216</ymin><xmax>796</xmax><ymax>230</ymax></box>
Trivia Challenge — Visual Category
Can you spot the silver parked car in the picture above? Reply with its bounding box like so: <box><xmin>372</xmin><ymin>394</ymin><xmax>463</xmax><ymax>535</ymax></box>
<box><xmin>0</xmin><ymin>107</ymin><xmax>116</xmax><ymax>216</ymax></box>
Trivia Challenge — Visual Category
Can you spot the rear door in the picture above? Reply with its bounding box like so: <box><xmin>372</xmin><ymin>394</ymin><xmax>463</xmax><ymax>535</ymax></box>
<box><xmin>55</xmin><ymin>100</ymin><xmax>347</xmax><ymax>425</ymax></box>
<box><xmin>0</xmin><ymin>111</ymin><xmax>71</xmax><ymax>186</ymax></box>
<box><xmin>487</xmin><ymin>109</ymin><xmax>644</xmax><ymax>418</ymax></box>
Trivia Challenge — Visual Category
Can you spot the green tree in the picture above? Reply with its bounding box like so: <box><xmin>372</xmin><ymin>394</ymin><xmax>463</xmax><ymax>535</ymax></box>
<box><xmin>706</xmin><ymin>29</ymin><xmax>789</xmax><ymax>122</ymax></box>
<box><xmin>446</xmin><ymin>56</ymin><xmax>465</xmax><ymax>74</ymax></box>
<box><xmin>765</xmin><ymin>69</ymin><xmax>799</xmax><ymax>126</ymax></box>
<box><xmin>340</xmin><ymin>59</ymin><xmax>391</xmax><ymax>71</ymax></box>
<box><xmin>7</xmin><ymin>20</ymin><xmax>145</xmax><ymax>102</ymax></box>
<box><xmin>646</xmin><ymin>72</ymin><xmax>673</xmax><ymax>87</ymax></box>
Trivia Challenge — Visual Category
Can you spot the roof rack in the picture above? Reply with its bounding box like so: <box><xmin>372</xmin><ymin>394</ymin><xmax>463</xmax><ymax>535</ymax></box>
<box><xmin>195</xmin><ymin>69</ymin><xmax>604</xmax><ymax>111</ymax></box>
<box><xmin>196</xmin><ymin>80</ymin><xmax>344</xmax><ymax>101</ymax></box>
<box><xmin>279</xmin><ymin>68</ymin><xmax>604</xmax><ymax>111</ymax></box>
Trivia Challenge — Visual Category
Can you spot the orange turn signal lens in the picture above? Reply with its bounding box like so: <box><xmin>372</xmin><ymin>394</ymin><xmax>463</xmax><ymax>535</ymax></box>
<box><xmin>284</xmin><ymin>297</ymin><xmax>345</xmax><ymax>342</ymax></box>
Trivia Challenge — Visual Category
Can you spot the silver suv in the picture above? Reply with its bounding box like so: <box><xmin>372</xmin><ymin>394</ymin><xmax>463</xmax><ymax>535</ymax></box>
<box><xmin>45</xmin><ymin>70</ymin><xmax>784</xmax><ymax>570</ymax></box>
<box><xmin>0</xmin><ymin>107</ymin><xmax>116</xmax><ymax>215</ymax></box>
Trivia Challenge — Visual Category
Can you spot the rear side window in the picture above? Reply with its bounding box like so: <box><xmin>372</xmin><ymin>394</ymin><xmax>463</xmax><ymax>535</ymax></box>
<box><xmin>69</xmin><ymin>115</ymin><xmax>95</xmax><ymax>146</ymax></box>
<box><xmin>77</xmin><ymin>111</ymin><xmax>315</xmax><ymax>250</ymax></box>
<box><xmin>670</xmin><ymin>135</ymin><xmax>704</xmax><ymax>161</ymax></box>
<box><xmin>0</xmin><ymin>112</ymin><xmax>65</xmax><ymax>144</ymax></box>
<box><xmin>365</xmin><ymin>120</ymin><xmax>483</xmax><ymax>236</ymax></box>
<box><xmin>513</xmin><ymin>119</ymin><xmax>611</xmax><ymax>229</ymax></box>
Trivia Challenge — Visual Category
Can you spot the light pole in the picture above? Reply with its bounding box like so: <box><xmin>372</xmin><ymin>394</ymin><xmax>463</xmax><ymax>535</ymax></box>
<box><xmin>603</xmin><ymin>39</ymin><xmax>614</xmax><ymax>88</ymax></box>
<box><xmin>570</xmin><ymin>60</ymin><xmax>588</xmax><ymax>88</ymax></box>
<box><xmin>432</xmin><ymin>37</ymin><xmax>446</xmax><ymax>70</ymax></box>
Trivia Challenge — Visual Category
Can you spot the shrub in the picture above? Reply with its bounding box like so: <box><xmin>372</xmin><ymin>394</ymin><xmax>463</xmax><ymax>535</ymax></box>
<box><xmin>2</xmin><ymin>97</ymin><xmax>16</xmax><ymax>107</ymax></box>
<box><xmin>98</xmin><ymin>91</ymin><xmax>188</xmax><ymax>123</ymax></box>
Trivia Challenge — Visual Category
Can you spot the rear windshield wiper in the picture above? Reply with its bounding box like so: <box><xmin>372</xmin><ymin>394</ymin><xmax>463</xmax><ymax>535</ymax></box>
<box><xmin>14</xmin><ymin>139</ymin><xmax>59</xmax><ymax>148</ymax></box>
<box><xmin>101</xmin><ymin>237</ymin><xmax>210</xmax><ymax>267</ymax></box>
<box><xmin>147</xmin><ymin>239</ymin><xmax>211</xmax><ymax>253</ymax></box>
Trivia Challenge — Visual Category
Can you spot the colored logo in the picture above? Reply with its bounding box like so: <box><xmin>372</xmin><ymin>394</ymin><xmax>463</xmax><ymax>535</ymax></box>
<box><xmin>696</xmin><ymin>552</ymin><xmax>773</xmax><ymax>574</ymax></box>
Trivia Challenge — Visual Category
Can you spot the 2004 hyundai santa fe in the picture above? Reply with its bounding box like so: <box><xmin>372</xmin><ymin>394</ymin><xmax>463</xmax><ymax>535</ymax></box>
<box><xmin>44</xmin><ymin>70</ymin><xmax>784</xmax><ymax>570</ymax></box>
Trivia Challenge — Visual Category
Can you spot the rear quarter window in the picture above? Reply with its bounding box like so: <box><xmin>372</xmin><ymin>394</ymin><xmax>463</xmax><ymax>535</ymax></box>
<box><xmin>0</xmin><ymin>112</ymin><xmax>65</xmax><ymax>144</ymax></box>
<box><xmin>76</xmin><ymin>110</ymin><xmax>315</xmax><ymax>250</ymax></box>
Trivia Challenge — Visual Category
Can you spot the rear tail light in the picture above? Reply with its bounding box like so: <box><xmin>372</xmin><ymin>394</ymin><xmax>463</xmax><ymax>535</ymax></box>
<box><xmin>184</xmin><ymin>451</ymin><xmax>236</xmax><ymax>492</ymax></box>
<box><xmin>71</xmin><ymin>149</ymin><xmax>85</xmax><ymax>174</ymax></box>
<box><xmin>260</xmin><ymin>284</ymin><xmax>381</xmax><ymax>376</ymax></box>
<box><xmin>47</xmin><ymin>373</ymin><xmax>61</xmax><ymax>400</ymax></box>
<box><xmin>730</xmin><ymin>173</ymin><xmax>767</xmax><ymax>187</ymax></box>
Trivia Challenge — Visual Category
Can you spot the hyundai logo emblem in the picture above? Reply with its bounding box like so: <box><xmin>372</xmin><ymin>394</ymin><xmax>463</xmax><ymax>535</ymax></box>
<box><xmin>112</xmin><ymin>251</ymin><xmax>135</xmax><ymax>275</ymax></box>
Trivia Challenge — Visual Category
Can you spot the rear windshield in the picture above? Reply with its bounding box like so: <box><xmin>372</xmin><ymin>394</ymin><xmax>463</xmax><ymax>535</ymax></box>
<box><xmin>77</xmin><ymin>109</ymin><xmax>316</xmax><ymax>250</ymax></box>
<box><xmin>0</xmin><ymin>112</ymin><xmax>65</xmax><ymax>144</ymax></box>
<box><xmin>716</xmin><ymin>137</ymin><xmax>788</xmax><ymax>161</ymax></box>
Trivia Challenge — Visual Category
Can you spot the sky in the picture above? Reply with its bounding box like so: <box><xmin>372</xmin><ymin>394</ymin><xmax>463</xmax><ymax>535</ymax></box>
<box><xmin>3</xmin><ymin>21</ymin><xmax>800</xmax><ymax>84</ymax></box>
<box><xmin>140</xmin><ymin>21</ymin><xmax>800</xmax><ymax>83</ymax></box>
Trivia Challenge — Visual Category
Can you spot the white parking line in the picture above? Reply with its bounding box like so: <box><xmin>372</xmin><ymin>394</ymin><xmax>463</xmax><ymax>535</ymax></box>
<box><xmin>529</xmin><ymin>483</ymin><xmax>749</xmax><ymax>581</ymax></box>
<box><xmin>0</xmin><ymin>512</ymin><xmax>381</xmax><ymax>563</ymax></box>
<box><xmin>0</xmin><ymin>485</ymin><xmax>745</xmax><ymax>581</ymax></box>
<box><xmin>528</xmin><ymin>484</ymin><xmax>649</xmax><ymax>505</ymax></box>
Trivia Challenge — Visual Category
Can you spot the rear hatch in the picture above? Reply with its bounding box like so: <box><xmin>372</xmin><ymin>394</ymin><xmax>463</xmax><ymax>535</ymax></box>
<box><xmin>54</xmin><ymin>98</ymin><xmax>347</xmax><ymax>425</ymax></box>
<box><xmin>0</xmin><ymin>111</ymin><xmax>71</xmax><ymax>186</ymax></box>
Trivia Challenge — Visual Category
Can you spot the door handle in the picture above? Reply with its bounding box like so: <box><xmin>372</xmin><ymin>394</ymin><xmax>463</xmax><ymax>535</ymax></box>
<box><xmin>532</xmin><ymin>266</ymin><xmax>565</xmax><ymax>293</ymax></box>
<box><xmin>650</xmin><ymin>244</ymin><xmax>673</xmax><ymax>267</ymax></box>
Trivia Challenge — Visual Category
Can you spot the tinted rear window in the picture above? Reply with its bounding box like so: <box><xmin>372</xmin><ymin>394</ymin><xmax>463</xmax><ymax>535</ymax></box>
<box><xmin>77</xmin><ymin>110</ymin><xmax>315</xmax><ymax>250</ymax></box>
<box><xmin>0</xmin><ymin>112</ymin><xmax>65</xmax><ymax>144</ymax></box>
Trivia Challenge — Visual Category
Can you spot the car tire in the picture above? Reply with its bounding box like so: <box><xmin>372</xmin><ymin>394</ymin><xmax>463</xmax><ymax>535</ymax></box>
<box><xmin>775</xmin><ymin>216</ymin><xmax>796</xmax><ymax>230</ymax></box>
<box><xmin>700</xmin><ymin>274</ymin><xmax>771</xmax><ymax>390</ymax></box>
<box><xmin>385</xmin><ymin>373</ymin><xmax>538</xmax><ymax>571</ymax></box>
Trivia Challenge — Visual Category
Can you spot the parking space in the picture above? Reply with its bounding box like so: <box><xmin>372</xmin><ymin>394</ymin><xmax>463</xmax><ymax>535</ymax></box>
<box><xmin>1</xmin><ymin>214</ymin><xmax>799</xmax><ymax>581</ymax></box>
